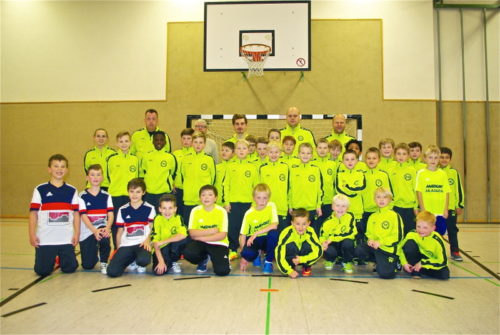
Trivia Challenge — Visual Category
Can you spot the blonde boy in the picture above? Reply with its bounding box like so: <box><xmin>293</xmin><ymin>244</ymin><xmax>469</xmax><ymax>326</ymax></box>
<box><xmin>315</xmin><ymin>138</ymin><xmax>338</xmax><ymax>225</ymax></box>
<box><xmin>173</xmin><ymin>128</ymin><xmax>195</xmax><ymax>215</ymax></box>
<box><xmin>328</xmin><ymin>140</ymin><xmax>343</xmax><ymax>162</ymax></box>
<box><xmin>215</xmin><ymin>141</ymin><xmax>235</xmax><ymax>206</ymax></box>
<box><xmin>378</xmin><ymin>138</ymin><xmax>397</xmax><ymax>173</ymax></box>
<box><xmin>398</xmin><ymin>211</ymin><xmax>449</xmax><ymax>279</ymax></box>
<box><xmin>320</xmin><ymin>195</ymin><xmax>357</xmax><ymax>273</ymax></box>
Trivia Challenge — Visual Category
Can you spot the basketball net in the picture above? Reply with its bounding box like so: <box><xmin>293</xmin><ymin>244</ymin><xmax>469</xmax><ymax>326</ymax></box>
<box><xmin>240</xmin><ymin>44</ymin><xmax>271</xmax><ymax>77</ymax></box>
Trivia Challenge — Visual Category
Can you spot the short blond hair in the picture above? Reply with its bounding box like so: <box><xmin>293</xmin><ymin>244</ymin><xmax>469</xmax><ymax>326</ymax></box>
<box><xmin>333</xmin><ymin>194</ymin><xmax>350</xmax><ymax>207</ymax></box>
<box><xmin>374</xmin><ymin>187</ymin><xmax>393</xmax><ymax>200</ymax></box>
<box><xmin>267</xmin><ymin>141</ymin><xmax>281</xmax><ymax>150</ymax></box>
<box><xmin>253</xmin><ymin>183</ymin><xmax>271</xmax><ymax>197</ymax></box>
<box><xmin>192</xmin><ymin>132</ymin><xmax>206</xmax><ymax>142</ymax></box>
<box><xmin>235</xmin><ymin>139</ymin><xmax>249</xmax><ymax>148</ymax></box>
<box><xmin>416</xmin><ymin>211</ymin><xmax>436</xmax><ymax>226</ymax></box>
<box><xmin>394</xmin><ymin>143</ymin><xmax>409</xmax><ymax>154</ymax></box>
<box><xmin>424</xmin><ymin>145</ymin><xmax>441</xmax><ymax>157</ymax></box>
<box><xmin>379</xmin><ymin>138</ymin><xmax>395</xmax><ymax>149</ymax></box>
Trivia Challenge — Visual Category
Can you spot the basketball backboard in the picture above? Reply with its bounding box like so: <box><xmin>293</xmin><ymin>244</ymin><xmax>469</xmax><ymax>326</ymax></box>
<box><xmin>204</xmin><ymin>1</ymin><xmax>311</xmax><ymax>72</ymax></box>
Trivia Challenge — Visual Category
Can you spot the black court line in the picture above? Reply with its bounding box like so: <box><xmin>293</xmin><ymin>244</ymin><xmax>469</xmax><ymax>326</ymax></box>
<box><xmin>412</xmin><ymin>289</ymin><xmax>454</xmax><ymax>300</ymax></box>
<box><xmin>442</xmin><ymin>236</ymin><xmax>500</xmax><ymax>281</ymax></box>
<box><xmin>1</xmin><ymin>302</ymin><xmax>47</xmax><ymax>318</ymax></box>
<box><xmin>251</xmin><ymin>274</ymin><xmax>285</xmax><ymax>278</ymax></box>
<box><xmin>330</xmin><ymin>278</ymin><xmax>369</xmax><ymax>284</ymax></box>
<box><xmin>91</xmin><ymin>284</ymin><xmax>131</xmax><ymax>293</ymax></box>
<box><xmin>8</xmin><ymin>288</ymin><xmax>19</xmax><ymax>291</ymax></box>
<box><xmin>173</xmin><ymin>276</ymin><xmax>211</xmax><ymax>281</ymax></box>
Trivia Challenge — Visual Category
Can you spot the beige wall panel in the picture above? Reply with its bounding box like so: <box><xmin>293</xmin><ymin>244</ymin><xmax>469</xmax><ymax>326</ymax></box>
<box><xmin>490</xmin><ymin>103</ymin><xmax>500</xmax><ymax>221</ymax></box>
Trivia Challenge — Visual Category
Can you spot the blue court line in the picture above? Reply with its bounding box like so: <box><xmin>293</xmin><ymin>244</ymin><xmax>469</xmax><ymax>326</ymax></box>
<box><xmin>0</xmin><ymin>267</ymin><xmax>494</xmax><ymax>280</ymax></box>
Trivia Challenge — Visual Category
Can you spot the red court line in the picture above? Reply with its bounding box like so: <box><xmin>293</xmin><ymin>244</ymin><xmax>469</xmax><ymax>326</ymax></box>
<box><xmin>260</xmin><ymin>289</ymin><xmax>279</xmax><ymax>292</ymax></box>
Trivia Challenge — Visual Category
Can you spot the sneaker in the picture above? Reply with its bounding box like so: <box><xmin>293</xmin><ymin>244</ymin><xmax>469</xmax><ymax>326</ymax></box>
<box><xmin>100</xmin><ymin>262</ymin><xmax>108</xmax><ymax>275</ymax></box>
<box><xmin>324</xmin><ymin>261</ymin><xmax>333</xmax><ymax>270</ymax></box>
<box><xmin>451</xmin><ymin>252</ymin><xmax>463</xmax><ymax>262</ymax></box>
<box><xmin>343</xmin><ymin>262</ymin><xmax>353</xmax><ymax>274</ymax></box>
<box><xmin>302</xmin><ymin>266</ymin><xmax>312</xmax><ymax>276</ymax></box>
<box><xmin>263</xmin><ymin>261</ymin><xmax>273</xmax><ymax>274</ymax></box>
<box><xmin>253</xmin><ymin>254</ymin><xmax>262</xmax><ymax>267</ymax></box>
<box><xmin>197</xmin><ymin>256</ymin><xmax>210</xmax><ymax>273</ymax></box>
<box><xmin>354</xmin><ymin>259</ymin><xmax>366</xmax><ymax>266</ymax></box>
<box><xmin>229</xmin><ymin>251</ymin><xmax>238</xmax><ymax>261</ymax></box>
<box><xmin>127</xmin><ymin>261</ymin><xmax>138</xmax><ymax>271</ymax></box>
<box><xmin>171</xmin><ymin>262</ymin><xmax>182</xmax><ymax>274</ymax></box>
<box><xmin>137</xmin><ymin>266</ymin><xmax>146</xmax><ymax>273</ymax></box>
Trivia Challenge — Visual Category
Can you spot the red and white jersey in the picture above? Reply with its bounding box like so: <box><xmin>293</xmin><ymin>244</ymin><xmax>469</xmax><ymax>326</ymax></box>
<box><xmin>30</xmin><ymin>182</ymin><xmax>79</xmax><ymax>245</ymax></box>
<box><xmin>78</xmin><ymin>189</ymin><xmax>113</xmax><ymax>241</ymax></box>
<box><xmin>116</xmin><ymin>201</ymin><xmax>155</xmax><ymax>247</ymax></box>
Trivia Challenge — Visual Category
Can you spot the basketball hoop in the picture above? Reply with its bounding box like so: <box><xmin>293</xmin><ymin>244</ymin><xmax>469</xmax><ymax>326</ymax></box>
<box><xmin>240</xmin><ymin>43</ymin><xmax>271</xmax><ymax>77</ymax></box>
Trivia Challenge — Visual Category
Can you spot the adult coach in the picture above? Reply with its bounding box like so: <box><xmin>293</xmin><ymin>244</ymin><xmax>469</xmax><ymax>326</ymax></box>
<box><xmin>131</xmin><ymin>109</ymin><xmax>171</xmax><ymax>160</ymax></box>
<box><xmin>226</xmin><ymin>114</ymin><xmax>249</xmax><ymax>143</ymax></box>
<box><xmin>194</xmin><ymin>119</ymin><xmax>219</xmax><ymax>164</ymax></box>
<box><xmin>280</xmin><ymin>107</ymin><xmax>316</xmax><ymax>156</ymax></box>
<box><xmin>325</xmin><ymin>114</ymin><xmax>355</xmax><ymax>155</ymax></box>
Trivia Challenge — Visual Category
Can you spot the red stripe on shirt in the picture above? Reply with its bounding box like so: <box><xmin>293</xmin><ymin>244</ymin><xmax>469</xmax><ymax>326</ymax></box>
<box><xmin>40</xmin><ymin>202</ymin><xmax>75</xmax><ymax>211</ymax></box>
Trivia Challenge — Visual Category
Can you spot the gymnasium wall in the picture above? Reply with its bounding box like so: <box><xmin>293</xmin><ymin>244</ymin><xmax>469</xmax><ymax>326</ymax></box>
<box><xmin>1</xmin><ymin>1</ymin><xmax>498</xmax><ymax>222</ymax></box>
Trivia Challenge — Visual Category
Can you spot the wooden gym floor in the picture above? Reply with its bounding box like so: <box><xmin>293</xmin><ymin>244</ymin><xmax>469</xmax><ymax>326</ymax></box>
<box><xmin>1</xmin><ymin>218</ymin><xmax>499</xmax><ymax>334</ymax></box>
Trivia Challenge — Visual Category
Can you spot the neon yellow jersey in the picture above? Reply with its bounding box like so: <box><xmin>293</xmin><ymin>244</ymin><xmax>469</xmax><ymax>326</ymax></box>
<box><xmin>188</xmin><ymin>205</ymin><xmax>229</xmax><ymax>247</ymax></box>
<box><xmin>362</xmin><ymin>168</ymin><xmax>391</xmax><ymax>212</ymax></box>
<box><xmin>141</xmin><ymin>149</ymin><xmax>177</xmax><ymax>195</ymax></box>
<box><xmin>180</xmin><ymin>152</ymin><xmax>216</xmax><ymax>206</ymax></box>
<box><xmin>259</xmin><ymin>161</ymin><xmax>290</xmax><ymax>216</ymax></box>
<box><xmin>313</xmin><ymin>156</ymin><xmax>338</xmax><ymax>205</ymax></box>
<box><xmin>226</xmin><ymin>133</ymin><xmax>249</xmax><ymax>144</ymax></box>
<box><xmin>240</xmin><ymin>202</ymin><xmax>278</xmax><ymax>237</ymax></box>
<box><xmin>355</xmin><ymin>161</ymin><xmax>368</xmax><ymax>173</ymax></box>
<box><xmin>173</xmin><ymin>147</ymin><xmax>195</xmax><ymax>189</ymax></box>
<box><xmin>325</xmin><ymin>131</ymin><xmax>355</xmax><ymax>157</ymax></box>
<box><xmin>398</xmin><ymin>231</ymin><xmax>448</xmax><ymax>270</ymax></box>
<box><xmin>319</xmin><ymin>212</ymin><xmax>357</xmax><ymax>243</ymax></box>
<box><xmin>151</xmin><ymin>214</ymin><xmax>187</xmax><ymax>251</ymax></box>
<box><xmin>409</xmin><ymin>159</ymin><xmax>427</xmax><ymax>172</ymax></box>
<box><xmin>288</xmin><ymin>162</ymin><xmax>323</xmax><ymax>211</ymax></box>
<box><xmin>280</xmin><ymin>124</ymin><xmax>316</xmax><ymax>156</ymax></box>
<box><xmin>441</xmin><ymin>165</ymin><xmax>465</xmax><ymax>210</ymax></box>
<box><xmin>107</xmin><ymin>151</ymin><xmax>139</xmax><ymax>197</ymax></box>
<box><xmin>223</xmin><ymin>159</ymin><xmax>259</xmax><ymax>204</ymax></box>
<box><xmin>366</xmin><ymin>206</ymin><xmax>404</xmax><ymax>254</ymax></box>
<box><xmin>378</xmin><ymin>157</ymin><xmax>397</xmax><ymax>173</ymax></box>
<box><xmin>280</xmin><ymin>154</ymin><xmax>301</xmax><ymax>167</ymax></box>
<box><xmin>83</xmin><ymin>146</ymin><xmax>116</xmax><ymax>188</ymax></box>
<box><xmin>335</xmin><ymin>164</ymin><xmax>366</xmax><ymax>219</ymax></box>
<box><xmin>416</xmin><ymin>168</ymin><xmax>450</xmax><ymax>215</ymax></box>
<box><xmin>130</xmin><ymin>127</ymin><xmax>171</xmax><ymax>161</ymax></box>
<box><xmin>215</xmin><ymin>160</ymin><xmax>230</xmax><ymax>205</ymax></box>
<box><xmin>389</xmin><ymin>162</ymin><xmax>417</xmax><ymax>209</ymax></box>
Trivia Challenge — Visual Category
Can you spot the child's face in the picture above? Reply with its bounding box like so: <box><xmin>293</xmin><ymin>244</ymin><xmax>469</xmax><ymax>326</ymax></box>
<box><xmin>269</xmin><ymin>131</ymin><xmax>280</xmax><ymax>142</ymax></box>
<box><xmin>94</xmin><ymin>130</ymin><xmax>108</xmax><ymax>147</ymax></box>
<box><xmin>395</xmin><ymin>148</ymin><xmax>409</xmax><ymax>163</ymax></box>
<box><xmin>200</xmin><ymin>190</ymin><xmax>217</xmax><ymax>207</ymax></box>
<box><xmin>220</xmin><ymin>146</ymin><xmax>234</xmax><ymax>161</ymax></box>
<box><xmin>256</xmin><ymin>143</ymin><xmax>268</xmax><ymax>159</ymax></box>
<box><xmin>375</xmin><ymin>193</ymin><xmax>391</xmax><ymax>208</ymax></box>
<box><xmin>343</xmin><ymin>153</ymin><xmax>358</xmax><ymax>169</ymax></box>
<box><xmin>365</xmin><ymin>152</ymin><xmax>380</xmax><ymax>169</ymax></box>
<box><xmin>283</xmin><ymin>140</ymin><xmax>295</xmax><ymax>155</ymax></box>
<box><xmin>87</xmin><ymin>169</ymin><xmax>103</xmax><ymax>187</ymax></box>
<box><xmin>409</xmin><ymin>147</ymin><xmax>421</xmax><ymax>160</ymax></box>
<box><xmin>380</xmin><ymin>143</ymin><xmax>393</xmax><ymax>158</ymax></box>
<box><xmin>416</xmin><ymin>220</ymin><xmax>434</xmax><ymax>237</ymax></box>
<box><xmin>117</xmin><ymin>135</ymin><xmax>131</xmax><ymax>152</ymax></box>
<box><xmin>153</xmin><ymin>134</ymin><xmax>166</xmax><ymax>151</ymax></box>
<box><xmin>193</xmin><ymin>137</ymin><xmax>206</xmax><ymax>153</ymax></box>
<box><xmin>330</xmin><ymin>146</ymin><xmax>341</xmax><ymax>160</ymax></box>
<box><xmin>291</xmin><ymin>216</ymin><xmax>310</xmax><ymax>235</ymax></box>
<box><xmin>181</xmin><ymin>135</ymin><xmax>193</xmax><ymax>148</ymax></box>
<box><xmin>299</xmin><ymin>147</ymin><xmax>313</xmax><ymax>163</ymax></box>
<box><xmin>159</xmin><ymin>201</ymin><xmax>177</xmax><ymax>219</ymax></box>
<box><xmin>347</xmin><ymin>144</ymin><xmax>361</xmax><ymax>157</ymax></box>
<box><xmin>425</xmin><ymin>152</ymin><xmax>439</xmax><ymax>169</ymax></box>
<box><xmin>248</xmin><ymin>142</ymin><xmax>256</xmax><ymax>154</ymax></box>
<box><xmin>333</xmin><ymin>201</ymin><xmax>348</xmax><ymax>217</ymax></box>
<box><xmin>128</xmin><ymin>186</ymin><xmax>145</xmax><ymax>203</ymax></box>
<box><xmin>253</xmin><ymin>191</ymin><xmax>269</xmax><ymax>208</ymax></box>
<box><xmin>48</xmin><ymin>160</ymin><xmax>67</xmax><ymax>181</ymax></box>
<box><xmin>268</xmin><ymin>146</ymin><xmax>281</xmax><ymax>162</ymax></box>
<box><xmin>316</xmin><ymin>143</ymin><xmax>329</xmax><ymax>158</ymax></box>
<box><xmin>439</xmin><ymin>153</ymin><xmax>451</xmax><ymax>167</ymax></box>
<box><xmin>235</xmin><ymin>143</ymin><xmax>249</xmax><ymax>159</ymax></box>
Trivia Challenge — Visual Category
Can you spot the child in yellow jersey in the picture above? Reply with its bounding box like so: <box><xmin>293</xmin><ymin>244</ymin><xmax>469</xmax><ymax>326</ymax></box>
<box><xmin>215</xmin><ymin>141</ymin><xmax>234</xmax><ymax>206</ymax></box>
<box><xmin>142</xmin><ymin>131</ymin><xmax>178</xmax><ymax>212</ymax></box>
<box><xmin>416</xmin><ymin>145</ymin><xmax>450</xmax><ymax>235</ymax></box>
<box><xmin>320</xmin><ymin>195</ymin><xmax>357</xmax><ymax>273</ymax></box>
<box><xmin>399</xmin><ymin>211</ymin><xmax>449</xmax><ymax>279</ymax></box>
<box><xmin>275</xmin><ymin>209</ymin><xmax>322</xmax><ymax>278</ymax></box>
<box><xmin>183</xmin><ymin>185</ymin><xmax>230</xmax><ymax>276</ymax></box>
<box><xmin>239</xmin><ymin>184</ymin><xmax>279</xmax><ymax>274</ymax></box>
<box><xmin>246</xmin><ymin>135</ymin><xmax>259</xmax><ymax>163</ymax></box>
<box><xmin>280</xmin><ymin>136</ymin><xmax>301</xmax><ymax>166</ymax></box>
<box><xmin>255</xmin><ymin>137</ymin><xmax>269</xmax><ymax>167</ymax></box>
<box><xmin>151</xmin><ymin>194</ymin><xmax>188</xmax><ymax>275</ymax></box>
<box><xmin>328</xmin><ymin>139</ymin><xmax>342</xmax><ymax>162</ymax></box>
<box><xmin>268</xmin><ymin>128</ymin><xmax>281</xmax><ymax>143</ymax></box>
<box><xmin>409</xmin><ymin>142</ymin><xmax>427</xmax><ymax>171</ymax></box>
<box><xmin>223</xmin><ymin>140</ymin><xmax>259</xmax><ymax>260</ymax></box>
<box><xmin>173</xmin><ymin>128</ymin><xmax>195</xmax><ymax>217</ymax></box>
<box><xmin>378</xmin><ymin>138</ymin><xmax>397</xmax><ymax>173</ymax></box>
<box><xmin>315</xmin><ymin>139</ymin><xmax>338</xmax><ymax>226</ymax></box>
<box><xmin>355</xmin><ymin>187</ymin><xmax>403</xmax><ymax>279</ymax></box>
<box><xmin>83</xmin><ymin>128</ymin><xmax>116</xmax><ymax>190</ymax></box>
<box><xmin>346</xmin><ymin>139</ymin><xmax>368</xmax><ymax>172</ymax></box>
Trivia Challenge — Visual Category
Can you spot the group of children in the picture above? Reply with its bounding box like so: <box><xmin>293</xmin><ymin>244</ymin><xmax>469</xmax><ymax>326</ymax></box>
<box><xmin>29</xmin><ymin>122</ymin><xmax>464</xmax><ymax>281</ymax></box>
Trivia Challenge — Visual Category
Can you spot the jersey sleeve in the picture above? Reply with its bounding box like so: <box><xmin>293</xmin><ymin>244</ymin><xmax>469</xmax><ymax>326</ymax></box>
<box><xmin>151</xmin><ymin>216</ymin><xmax>163</xmax><ymax>243</ymax></box>
<box><xmin>71</xmin><ymin>189</ymin><xmax>79</xmax><ymax>212</ymax></box>
<box><xmin>220</xmin><ymin>208</ymin><xmax>228</xmax><ymax>233</ymax></box>
<box><xmin>115</xmin><ymin>208</ymin><xmax>124</xmax><ymax>227</ymax></box>
<box><xmin>455</xmin><ymin>170</ymin><xmax>465</xmax><ymax>209</ymax></box>
<box><xmin>240</xmin><ymin>209</ymin><xmax>251</xmax><ymax>235</ymax></box>
<box><xmin>270</xmin><ymin>202</ymin><xmax>278</xmax><ymax>224</ymax></box>
<box><xmin>188</xmin><ymin>207</ymin><xmax>196</xmax><ymax>230</ymax></box>
<box><xmin>334</xmin><ymin>213</ymin><xmax>357</xmax><ymax>241</ymax></box>
<box><xmin>275</xmin><ymin>229</ymin><xmax>295</xmax><ymax>275</ymax></box>
<box><xmin>148</xmin><ymin>206</ymin><xmax>156</xmax><ymax>223</ymax></box>
<box><xmin>78</xmin><ymin>195</ymin><xmax>87</xmax><ymax>214</ymax></box>
<box><xmin>30</xmin><ymin>187</ymin><xmax>42</xmax><ymax>211</ymax></box>
<box><xmin>299</xmin><ymin>230</ymin><xmax>323</xmax><ymax>264</ymax></box>
<box><xmin>106</xmin><ymin>194</ymin><xmax>114</xmax><ymax>212</ymax></box>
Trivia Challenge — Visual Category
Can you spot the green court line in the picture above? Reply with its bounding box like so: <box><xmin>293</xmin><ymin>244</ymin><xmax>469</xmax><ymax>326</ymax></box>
<box><xmin>451</xmin><ymin>262</ymin><xmax>500</xmax><ymax>287</ymax></box>
<box><xmin>265</xmin><ymin>277</ymin><xmax>272</xmax><ymax>335</ymax></box>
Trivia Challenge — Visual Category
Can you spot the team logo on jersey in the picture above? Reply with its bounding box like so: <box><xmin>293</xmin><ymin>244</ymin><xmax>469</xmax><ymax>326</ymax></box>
<box><xmin>341</xmin><ymin>226</ymin><xmax>347</xmax><ymax>233</ymax></box>
<box><xmin>201</xmin><ymin>164</ymin><xmax>208</xmax><ymax>171</ymax></box>
<box><xmin>381</xmin><ymin>221</ymin><xmax>390</xmax><ymax>229</ymax></box>
<box><xmin>86</xmin><ymin>202</ymin><xmax>92</xmax><ymax>206</ymax></box>
<box><xmin>308</xmin><ymin>175</ymin><xmax>316</xmax><ymax>182</ymax></box>
<box><xmin>126</xmin><ymin>226</ymin><xmax>144</xmax><ymax>237</ymax></box>
<box><xmin>170</xmin><ymin>227</ymin><xmax>177</xmax><ymax>235</ymax></box>
<box><xmin>354</xmin><ymin>180</ymin><xmax>360</xmax><ymax>186</ymax></box>
<box><xmin>129</xmin><ymin>166</ymin><xmax>136</xmax><ymax>172</ymax></box>
<box><xmin>48</xmin><ymin>212</ymin><xmax>70</xmax><ymax>225</ymax></box>
<box><xmin>425</xmin><ymin>250</ymin><xmax>435</xmax><ymax>258</ymax></box>
<box><xmin>161</xmin><ymin>160</ymin><xmax>167</xmax><ymax>167</ymax></box>
<box><xmin>375</xmin><ymin>179</ymin><xmax>383</xmax><ymax>187</ymax></box>
<box><xmin>327</xmin><ymin>169</ymin><xmax>333</xmax><ymax>176</ymax></box>
<box><xmin>279</xmin><ymin>174</ymin><xmax>286</xmax><ymax>181</ymax></box>
<box><xmin>298</xmin><ymin>136</ymin><xmax>304</xmax><ymax>141</ymax></box>
<box><xmin>245</xmin><ymin>170</ymin><xmax>251</xmax><ymax>177</ymax></box>
<box><xmin>46</xmin><ymin>192</ymin><xmax>53</xmax><ymax>197</ymax></box>
<box><xmin>449</xmin><ymin>178</ymin><xmax>454</xmax><ymax>185</ymax></box>
<box><xmin>404</xmin><ymin>173</ymin><xmax>412</xmax><ymax>181</ymax></box>
<box><xmin>126</xmin><ymin>215</ymin><xmax>131</xmax><ymax>219</ymax></box>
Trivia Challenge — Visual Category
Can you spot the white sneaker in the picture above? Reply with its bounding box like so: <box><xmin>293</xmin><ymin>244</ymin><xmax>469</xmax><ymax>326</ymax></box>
<box><xmin>100</xmin><ymin>262</ymin><xmax>108</xmax><ymax>274</ymax></box>
<box><xmin>172</xmin><ymin>262</ymin><xmax>182</xmax><ymax>273</ymax></box>
<box><xmin>137</xmin><ymin>266</ymin><xmax>146</xmax><ymax>273</ymax></box>
<box><xmin>127</xmin><ymin>261</ymin><xmax>138</xmax><ymax>271</ymax></box>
